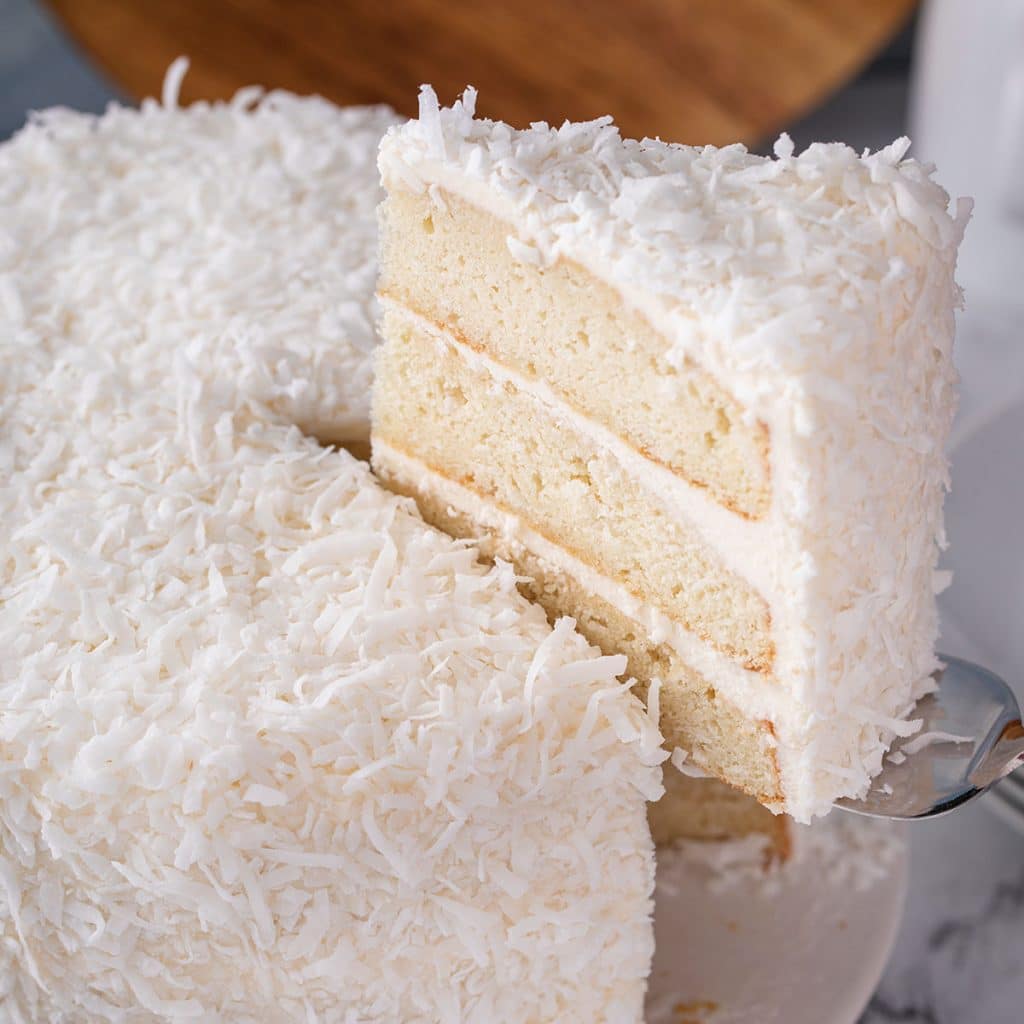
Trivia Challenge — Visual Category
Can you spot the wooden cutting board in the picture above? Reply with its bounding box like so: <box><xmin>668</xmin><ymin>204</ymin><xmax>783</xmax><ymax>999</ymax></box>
<box><xmin>46</xmin><ymin>0</ymin><xmax>915</xmax><ymax>146</ymax></box>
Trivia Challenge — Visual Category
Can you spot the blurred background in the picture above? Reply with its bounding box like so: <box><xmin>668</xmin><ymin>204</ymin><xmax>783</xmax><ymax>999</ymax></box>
<box><xmin>1</xmin><ymin>0</ymin><xmax>916</xmax><ymax>149</ymax></box>
<box><xmin>2</xmin><ymin>1</ymin><xmax>1022</xmax><ymax>1021</ymax></box>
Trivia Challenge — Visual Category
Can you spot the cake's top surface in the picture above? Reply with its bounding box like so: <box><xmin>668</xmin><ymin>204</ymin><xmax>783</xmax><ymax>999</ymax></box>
<box><xmin>0</xmin><ymin>66</ymin><xmax>663</xmax><ymax>1022</ymax></box>
<box><xmin>379</xmin><ymin>86</ymin><xmax>969</xmax><ymax>413</ymax></box>
<box><xmin>0</xmin><ymin>57</ymin><xmax>396</xmax><ymax>444</ymax></box>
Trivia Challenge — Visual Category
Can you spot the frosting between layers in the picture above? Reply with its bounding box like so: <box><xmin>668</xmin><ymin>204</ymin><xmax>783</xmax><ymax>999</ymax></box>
<box><xmin>381</xmin><ymin>299</ymin><xmax>777</xmax><ymax>600</ymax></box>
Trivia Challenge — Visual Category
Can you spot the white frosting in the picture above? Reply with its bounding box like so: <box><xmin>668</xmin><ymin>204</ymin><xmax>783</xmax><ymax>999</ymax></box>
<box><xmin>379</xmin><ymin>87</ymin><xmax>969</xmax><ymax>820</ymax></box>
<box><xmin>0</xmin><ymin>65</ymin><xmax>664</xmax><ymax>1022</ymax></box>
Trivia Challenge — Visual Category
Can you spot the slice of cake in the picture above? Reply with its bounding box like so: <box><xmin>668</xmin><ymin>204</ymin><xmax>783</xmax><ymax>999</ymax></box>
<box><xmin>372</xmin><ymin>86</ymin><xmax>969</xmax><ymax>822</ymax></box>
<box><xmin>0</xmin><ymin>71</ymin><xmax>663</xmax><ymax>1022</ymax></box>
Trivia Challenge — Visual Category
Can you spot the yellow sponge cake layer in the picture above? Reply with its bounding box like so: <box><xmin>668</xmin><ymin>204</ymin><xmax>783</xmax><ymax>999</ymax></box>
<box><xmin>379</xmin><ymin>187</ymin><xmax>770</xmax><ymax>518</ymax></box>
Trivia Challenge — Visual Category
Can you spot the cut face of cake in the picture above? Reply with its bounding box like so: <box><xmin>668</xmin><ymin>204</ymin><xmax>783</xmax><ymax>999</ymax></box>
<box><xmin>372</xmin><ymin>86</ymin><xmax>969</xmax><ymax>823</ymax></box>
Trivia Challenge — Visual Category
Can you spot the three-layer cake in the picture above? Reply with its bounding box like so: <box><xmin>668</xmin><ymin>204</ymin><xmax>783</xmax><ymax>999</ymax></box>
<box><xmin>372</xmin><ymin>86</ymin><xmax>969</xmax><ymax>822</ymax></box>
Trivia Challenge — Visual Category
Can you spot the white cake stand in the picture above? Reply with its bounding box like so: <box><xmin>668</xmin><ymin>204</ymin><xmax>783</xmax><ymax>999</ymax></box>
<box><xmin>646</xmin><ymin>818</ymin><xmax>908</xmax><ymax>1024</ymax></box>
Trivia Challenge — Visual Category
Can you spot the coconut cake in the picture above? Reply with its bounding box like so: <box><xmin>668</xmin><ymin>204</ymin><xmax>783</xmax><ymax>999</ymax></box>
<box><xmin>371</xmin><ymin>86</ymin><xmax>969</xmax><ymax>823</ymax></box>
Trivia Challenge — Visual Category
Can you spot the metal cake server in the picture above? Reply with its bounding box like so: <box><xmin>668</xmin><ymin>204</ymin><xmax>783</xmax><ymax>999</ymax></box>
<box><xmin>835</xmin><ymin>656</ymin><xmax>1024</xmax><ymax>820</ymax></box>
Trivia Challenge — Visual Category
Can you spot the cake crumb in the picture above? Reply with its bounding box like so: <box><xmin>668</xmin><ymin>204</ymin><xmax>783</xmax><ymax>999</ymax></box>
<box><xmin>673</xmin><ymin>998</ymin><xmax>719</xmax><ymax>1023</ymax></box>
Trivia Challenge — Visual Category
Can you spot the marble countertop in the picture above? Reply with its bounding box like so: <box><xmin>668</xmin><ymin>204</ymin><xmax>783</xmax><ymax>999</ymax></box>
<box><xmin>864</xmin><ymin>800</ymin><xmax>1023</xmax><ymax>1023</ymax></box>
<box><xmin>3</xmin><ymin>3</ymin><xmax>1021</xmax><ymax>1022</ymax></box>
